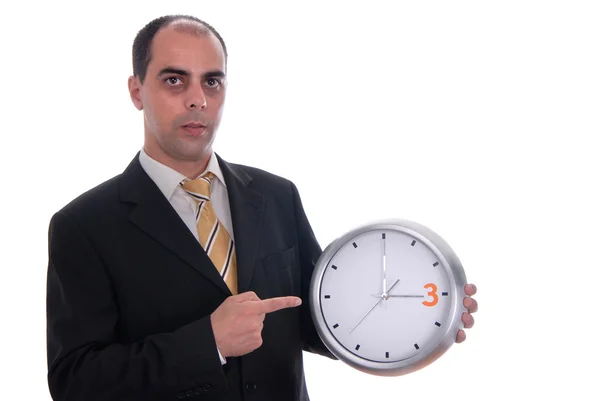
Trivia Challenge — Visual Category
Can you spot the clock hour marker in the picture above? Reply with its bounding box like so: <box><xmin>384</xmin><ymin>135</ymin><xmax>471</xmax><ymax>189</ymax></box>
<box><xmin>435</xmin><ymin>322</ymin><xmax>441</xmax><ymax>327</ymax></box>
<box><xmin>386</xmin><ymin>352</ymin><xmax>389</xmax><ymax>358</ymax></box>
<box><xmin>433</xmin><ymin>262</ymin><xmax>439</xmax><ymax>267</ymax></box>
<box><xmin>411</xmin><ymin>240</ymin><xmax>416</xmax><ymax>246</ymax></box>
<box><xmin>414</xmin><ymin>343</ymin><xmax>420</xmax><ymax>350</ymax></box>
<box><xmin>353</xmin><ymin>242</ymin><xmax>358</xmax><ymax>248</ymax></box>
<box><xmin>442</xmin><ymin>292</ymin><xmax>448</xmax><ymax>296</ymax></box>
<box><xmin>382</xmin><ymin>233</ymin><xmax>386</xmax><ymax>239</ymax></box>
<box><xmin>331</xmin><ymin>265</ymin><xmax>338</xmax><ymax>270</ymax></box>
<box><xmin>333</xmin><ymin>324</ymin><xmax>339</xmax><ymax>329</ymax></box>
<box><xmin>355</xmin><ymin>344</ymin><xmax>360</xmax><ymax>351</ymax></box>
<box><xmin>324</xmin><ymin>295</ymin><xmax>331</xmax><ymax>299</ymax></box>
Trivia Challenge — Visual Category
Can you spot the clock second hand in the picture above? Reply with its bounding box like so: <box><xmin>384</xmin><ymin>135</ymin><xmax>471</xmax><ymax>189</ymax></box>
<box><xmin>349</xmin><ymin>279</ymin><xmax>400</xmax><ymax>334</ymax></box>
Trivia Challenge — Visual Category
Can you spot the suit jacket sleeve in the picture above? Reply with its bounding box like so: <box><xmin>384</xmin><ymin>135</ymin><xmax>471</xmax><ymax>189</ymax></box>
<box><xmin>46</xmin><ymin>211</ymin><xmax>228</xmax><ymax>401</ymax></box>
<box><xmin>291</xmin><ymin>182</ymin><xmax>338</xmax><ymax>360</ymax></box>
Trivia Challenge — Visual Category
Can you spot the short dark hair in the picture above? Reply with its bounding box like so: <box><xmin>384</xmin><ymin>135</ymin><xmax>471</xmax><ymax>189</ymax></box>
<box><xmin>132</xmin><ymin>14</ymin><xmax>228</xmax><ymax>83</ymax></box>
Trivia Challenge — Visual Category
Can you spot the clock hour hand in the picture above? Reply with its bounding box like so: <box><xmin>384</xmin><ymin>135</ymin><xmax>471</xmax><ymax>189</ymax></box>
<box><xmin>350</xmin><ymin>279</ymin><xmax>400</xmax><ymax>334</ymax></box>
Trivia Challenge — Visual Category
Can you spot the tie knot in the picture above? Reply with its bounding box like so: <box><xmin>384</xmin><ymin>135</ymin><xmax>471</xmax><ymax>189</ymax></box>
<box><xmin>180</xmin><ymin>171</ymin><xmax>215</xmax><ymax>199</ymax></box>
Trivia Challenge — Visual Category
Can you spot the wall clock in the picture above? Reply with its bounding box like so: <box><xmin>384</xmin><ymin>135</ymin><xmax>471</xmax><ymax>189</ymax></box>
<box><xmin>309</xmin><ymin>219</ymin><xmax>467</xmax><ymax>376</ymax></box>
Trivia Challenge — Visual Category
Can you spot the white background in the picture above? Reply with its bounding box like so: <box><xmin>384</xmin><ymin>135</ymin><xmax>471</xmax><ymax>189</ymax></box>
<box><xmin>1</xmin><ymin>0</ymin><xmax>598</xmax><ymax>399</ymax></box>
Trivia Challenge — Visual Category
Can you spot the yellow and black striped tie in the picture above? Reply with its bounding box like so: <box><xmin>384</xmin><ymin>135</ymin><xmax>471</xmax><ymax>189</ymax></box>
<box><xmin>180</xmin><ymin>172</ymin><xmax>238</xmax><ymax>295</ymax></box>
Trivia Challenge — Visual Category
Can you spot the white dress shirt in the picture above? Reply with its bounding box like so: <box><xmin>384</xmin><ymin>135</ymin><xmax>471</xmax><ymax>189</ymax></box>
<box><xmin>138</xmin><ymin>147</ymin><xmax>231</xmax><ymax>365</ymax></box>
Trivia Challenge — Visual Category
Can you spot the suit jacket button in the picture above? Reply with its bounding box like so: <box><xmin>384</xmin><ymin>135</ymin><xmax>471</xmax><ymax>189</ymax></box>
<box><xmin>186</xmin><ymin>390</ymin><xmax>194</xmax><ymax>397</ymax></box>
<box><xmin>245</xmin><ymin>382</ymin><xmax>257</xmax><ymax>392</ymax></box>
<box><xmin>202</xmin><ymin>384</ymin><xmax>212</xmax><ymax>392</ymax></box>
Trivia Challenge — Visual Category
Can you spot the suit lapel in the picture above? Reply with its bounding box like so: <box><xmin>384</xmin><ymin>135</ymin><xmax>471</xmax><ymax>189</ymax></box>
<box><xmin>119</xmin><ymin>153</ymin><xmax>231</xmax><ymax>296</ymax></box>
<box><xmin>216</xmin><ymin>153</ymin><xmax>265</xmax><ymax>294</ymax></box>
<box><xmin>119</xmin><ymin>152</ymin><xmax>266</xmax><ymax>296</ymax></box>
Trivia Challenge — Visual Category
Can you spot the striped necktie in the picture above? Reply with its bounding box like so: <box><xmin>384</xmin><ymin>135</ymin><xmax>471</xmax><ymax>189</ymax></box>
<box><xmin>179</xmin><ymin>172</ymin><xmax>238</xmax><ymax>295</ymax></box>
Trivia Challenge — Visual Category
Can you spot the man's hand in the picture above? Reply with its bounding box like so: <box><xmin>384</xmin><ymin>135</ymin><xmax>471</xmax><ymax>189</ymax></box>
<box><xmin>456</xmin><ymin>283</ymin><xmax>478</xmax><ymax>343</ymax></box>
<box><xmin>210</xmin><ymin>291</ymin><xmax>302</xmax><ymax>358</ymax></box>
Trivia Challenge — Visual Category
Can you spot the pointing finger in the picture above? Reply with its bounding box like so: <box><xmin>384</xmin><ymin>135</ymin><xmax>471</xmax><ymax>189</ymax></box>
<box><xmin>254</xmin><ymin>296</ymin><xmax>302</xmax><ymax>314</ymax></box>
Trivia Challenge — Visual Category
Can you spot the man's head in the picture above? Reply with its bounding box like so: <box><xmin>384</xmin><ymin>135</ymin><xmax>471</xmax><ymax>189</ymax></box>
<box><xmin>128</xmin><ymin>15</ymin><xmax>228</xmax><ymax>174</ymax></box>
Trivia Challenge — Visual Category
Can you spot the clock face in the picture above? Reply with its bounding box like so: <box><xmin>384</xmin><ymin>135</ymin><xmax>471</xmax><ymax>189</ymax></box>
<box><xmin>318</xmin><ymin>228</ymin><xmax>452</xmax><ymax>363</ymax></box>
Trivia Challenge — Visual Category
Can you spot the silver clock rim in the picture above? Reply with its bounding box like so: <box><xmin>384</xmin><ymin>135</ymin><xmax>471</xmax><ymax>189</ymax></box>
<box><xmin>309</xmin><ymin>218</ymin><xmax>467</xmax><ymax>376</ymax></box>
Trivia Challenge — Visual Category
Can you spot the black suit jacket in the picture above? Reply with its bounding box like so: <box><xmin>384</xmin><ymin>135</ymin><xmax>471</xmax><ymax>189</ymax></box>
<box><xmin>46</xmin><ymin>152</ymin><xmax>336</xmax><ymax>401</ymax></box>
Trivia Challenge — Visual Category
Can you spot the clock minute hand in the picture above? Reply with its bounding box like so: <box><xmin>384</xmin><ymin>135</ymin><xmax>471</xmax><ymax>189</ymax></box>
<box><xmin>349</xmin><ymin>279</ymin><xmax>400</xmax><ymax>334</ymax></box>
<box><xmin>387</xmin><ymin>295</ymin><xmax>424</xmax><ymax>298</ymax></box>
<box><xmin>382</xmin><ymin>233</ymin><xmax>387</xmax><ymax>298</ymax></box>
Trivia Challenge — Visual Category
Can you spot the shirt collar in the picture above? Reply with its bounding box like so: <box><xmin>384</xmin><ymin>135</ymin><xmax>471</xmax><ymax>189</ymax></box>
<box><xmin>138</xmin><ymin>147</ymin><xmax>227</xmax><ymax>201</ymax></box>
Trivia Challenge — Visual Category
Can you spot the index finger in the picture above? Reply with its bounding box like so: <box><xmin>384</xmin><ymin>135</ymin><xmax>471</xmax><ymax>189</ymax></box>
<box><xmin>253</xmin><ymin>296</ymin><xmax>302</xmax><ymax>314</ymax></box>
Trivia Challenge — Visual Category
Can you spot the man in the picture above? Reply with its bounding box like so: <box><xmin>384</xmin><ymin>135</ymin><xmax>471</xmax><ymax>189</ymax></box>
<box><xmin>46</xmin><ymin>14</ymin><xmax>478</xmax><ymax>401</ymax></box>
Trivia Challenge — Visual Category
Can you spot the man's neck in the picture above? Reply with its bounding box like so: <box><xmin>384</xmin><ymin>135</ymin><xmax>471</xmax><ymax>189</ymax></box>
<box><xmin>143</xmin><ymin>145</ymin><xmax>212</xmax><ymax>179</ymax></box>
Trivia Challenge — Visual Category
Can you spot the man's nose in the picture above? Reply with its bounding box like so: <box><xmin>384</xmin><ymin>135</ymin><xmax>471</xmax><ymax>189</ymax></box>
<box><xmin>185</xmin><ymin>85</ymin><xmax>207</xmax><ymax>110</ymax></box>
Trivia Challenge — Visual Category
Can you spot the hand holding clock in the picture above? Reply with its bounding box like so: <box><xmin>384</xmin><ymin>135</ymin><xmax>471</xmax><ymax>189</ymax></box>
<box><xmin>457</xmin><ymin>283</ymin><xmax>478</xmax><ymax>343</ymax></box>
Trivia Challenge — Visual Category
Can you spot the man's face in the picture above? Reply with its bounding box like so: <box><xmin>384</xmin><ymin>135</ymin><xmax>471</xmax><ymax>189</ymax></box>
<box><xmin>129</xmin><ymin>25</ymin><xmax>227</xmax><ymax>164</ymax></box>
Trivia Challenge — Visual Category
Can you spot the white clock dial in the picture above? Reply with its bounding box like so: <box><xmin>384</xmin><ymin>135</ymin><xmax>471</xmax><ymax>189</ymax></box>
<box><xmin>319</xmin><ymin>229</ymin><xmax>452</xmax><ymax>363</ymax></box>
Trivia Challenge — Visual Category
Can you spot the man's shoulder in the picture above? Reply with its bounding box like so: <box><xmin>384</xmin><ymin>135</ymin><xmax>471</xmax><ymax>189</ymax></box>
<box><xmin>54</xmin><ymin>173</ymin><xmax>122</xmax><ymax>220</ymax></box>
<box><xmin>226</xmin><ymin>160</ymin><xmax>297</xmax><ymax>195</ymax></box>
<box><xmin>233</xmin><ymin>162</ymin><xmax>290</xmax><ymax>183</ymax></box>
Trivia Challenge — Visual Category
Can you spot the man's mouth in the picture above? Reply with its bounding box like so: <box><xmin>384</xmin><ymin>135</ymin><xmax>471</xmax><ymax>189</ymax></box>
<box><xmin>181</xmin><ymin>123</ymin><xmax>207</xmax><ymax>136</ymax></box>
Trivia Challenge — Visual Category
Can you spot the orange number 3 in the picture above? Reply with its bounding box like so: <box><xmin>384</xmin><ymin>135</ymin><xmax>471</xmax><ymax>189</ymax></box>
<box><xmin>422</xmin><ymin>283</ymin><xmax>438</xmax><ymax>307</ymax></box>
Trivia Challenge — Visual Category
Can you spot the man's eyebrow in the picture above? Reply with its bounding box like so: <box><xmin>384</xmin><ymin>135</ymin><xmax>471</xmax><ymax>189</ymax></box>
<box><xmin>156</xmin><ymin>67</ymin><xmax>226</xmax><ymax>79</ymax></box>
<box><xmin>204</xmin><ymin>70</ymin><xmax>226</xmax><ymax>79</ymax></box>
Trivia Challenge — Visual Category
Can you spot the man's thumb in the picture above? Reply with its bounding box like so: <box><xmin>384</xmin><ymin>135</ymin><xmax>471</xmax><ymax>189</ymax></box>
<box><xmin>233</xmin><ymin>291</ymin><xmax>261</xmax><ymax>303</ymax></box>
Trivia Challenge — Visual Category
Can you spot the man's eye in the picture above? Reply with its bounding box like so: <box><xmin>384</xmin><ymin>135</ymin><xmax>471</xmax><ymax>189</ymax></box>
<box><xmin>206</xmin><ymin>78</ymin><xmax>221</xmax><ymax>88</ymax></box>
<box><xmin>165</xmin><ymin>77</ymin><xmax>182</xmax><ymax>86</ymax></box>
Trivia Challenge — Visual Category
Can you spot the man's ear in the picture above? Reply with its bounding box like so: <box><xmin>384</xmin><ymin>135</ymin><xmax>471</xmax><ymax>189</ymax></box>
<box><xmin>128</xmin><ymin>76</ymin><xmax>144</xmax><ymax>111</ymax></box>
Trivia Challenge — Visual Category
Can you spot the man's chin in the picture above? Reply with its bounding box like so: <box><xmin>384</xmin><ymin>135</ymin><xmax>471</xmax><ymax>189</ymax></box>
<box><xmin>168</xmin><ymin>141</ymin><xmax>213</xmax><ymax>162</ymax></box>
